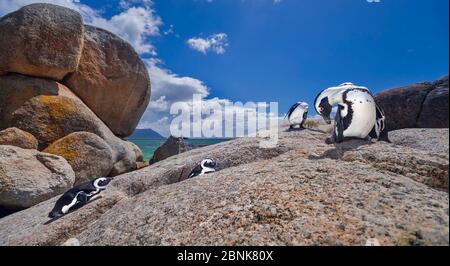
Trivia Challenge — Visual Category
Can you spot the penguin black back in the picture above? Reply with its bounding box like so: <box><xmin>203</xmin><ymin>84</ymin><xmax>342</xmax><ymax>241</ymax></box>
<box><xmin>188</xmin><ymin>159</ymin><xmax>217</xmax><ymax>179</ymax></box>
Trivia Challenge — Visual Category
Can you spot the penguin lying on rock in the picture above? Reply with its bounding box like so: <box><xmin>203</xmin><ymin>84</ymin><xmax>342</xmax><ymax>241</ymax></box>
<box><xmin>48</xmin><ymin>177</ymin><xmax>113</xmax><ymax>219</ymax></box>
<box><xmin>314</xmin><ymin>82</ymin><xmax>390</xmax><ymax>144</ymax></box>
<box><xmin>188</xmin><ymin>159</ymin><xmax>217</xmax><ymax>179</ymax></box>
<box><xmin>285</xmin><ymin>102</ymin><xmax>309</xmax><ymax>130</ymax></box>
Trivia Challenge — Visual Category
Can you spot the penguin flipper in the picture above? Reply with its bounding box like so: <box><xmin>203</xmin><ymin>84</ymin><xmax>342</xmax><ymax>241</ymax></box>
<box><xmin>368</xmin><ymin>126</ymin><xmax>378</xmax><ymax>139</ymax></box>
<box><xmin>188</xmin><ymin>165</ymin><xmax>203</xmax><ymax>179</ymax></box>
<box><xmin>334</xmin><ymin>107</ymin><xmax>344</xmax><ymax>143</ymax></box>
<box><xmin>77</xmin><ymin>191</ymin><xmax>89</xmax><ymax>203</ymax></box>
<box><xmin>300</xmin><ymin>111</ymin><xmax>308</xmax><ymax>129</ymax></box>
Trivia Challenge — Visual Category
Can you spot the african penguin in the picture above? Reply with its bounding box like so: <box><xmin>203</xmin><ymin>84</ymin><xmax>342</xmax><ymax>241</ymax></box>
<box><xmin>188</xmin><ymin>159</ymin><xmax>217</xmax><ymax>179</ymax></box>
<box><xmin>314</xmin><ymin>82</ymin><xmax>371</xmax><ymax>124</ymax></box>
<box><xmin>285</xmin><ymin>102</ymin><xmax>309</xmax><ymax>130</ymax></box>
<box><xmin>48</xmin><ymin>177</ymin><xmax>113</xmax><ymax>219</ymax></box>
<box><xmin>314</xmin><ymin>82</ymin><xmax>390</xmax><ymax>143</ymax></box>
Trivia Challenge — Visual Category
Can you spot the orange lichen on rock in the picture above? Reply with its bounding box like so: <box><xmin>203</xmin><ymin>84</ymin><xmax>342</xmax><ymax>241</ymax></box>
<box><xmin>0</xmin><ymin>127</ymin><xmax>38</xmax><ymax>150</ymax></box>
<box><xmin>44</xmin><ymin>137</ymin><xmax>78</xmax><ymax>163</ymax></box>
<box><xmin>44</xmin><ymin>132</ymin><xmax>114</xmax><ymax>185</ymax></box>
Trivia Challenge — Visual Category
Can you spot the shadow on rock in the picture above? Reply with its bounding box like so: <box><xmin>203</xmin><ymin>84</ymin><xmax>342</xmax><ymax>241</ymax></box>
<box><xmin>43</xmin><ymin>196</ymin><xmax>103</xmax><ymax>225</ymax></box>
<box><xmin>308</xmin><ymin>139</ymin><xmax>374</xmax><ymax>160</ymax></box>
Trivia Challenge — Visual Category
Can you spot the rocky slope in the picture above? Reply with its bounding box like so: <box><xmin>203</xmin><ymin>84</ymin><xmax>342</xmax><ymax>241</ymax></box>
<box><xmin>0</xmin><ymin>126</ymin><xmax>447</xmax><ymax>246</ymax></box>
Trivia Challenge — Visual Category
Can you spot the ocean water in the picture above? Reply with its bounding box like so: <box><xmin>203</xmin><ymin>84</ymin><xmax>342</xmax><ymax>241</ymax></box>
<box><xmin>129</xmin><ymin>139</ymin><xmax>231</xmax><ymax>161</ymax></box>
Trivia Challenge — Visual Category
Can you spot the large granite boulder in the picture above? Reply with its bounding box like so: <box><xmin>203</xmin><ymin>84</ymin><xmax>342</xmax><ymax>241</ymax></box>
<box><xmin>10</xmin><ymin>95</ymin><xmax>140</xmax><ymax>176</ymax></box>
<box><xmin>44</xmin><ymin>132</ymin><xmax>114</xmax><ymax>185</ymax></box>
<box><xmin>64</xmin><ymin>25</ymin><xmax>151</xmax><ymax>137</ymax></box>
<box><xmin>375</xmin><ymin>75</ymin><xmax>449</xmax><ymax>131</ymax></box>
<box><xmin>0</xmin><ymin>145</ymin><xmax>75</xmax><ymax>209</ymax></box>
<box><xmin>0</xmin><ymin>74</ymin><xmax>78</xmax><ymax>131</ymax></box>
<box><xmin>0</xmin><ymin>127</ymin><xmax>447</xmax><ymax>246</ymax></box>
<box><xmin>111</xmin><ymin>140</ymin><xmax>145</xmax><ymax>175</ymax></box>
<box><xmin>0</xmin><ymin>74</ymin><xmax>143</xmax><ymax>176</ymax></box>
<box><xmin>127</xmin><ymin>141</ymin><xmax>145</xmax><ymax>163</ymax></box>
<box><xmin>149</xmin><ymin>136</ymin><xmax>187</xmax><ymax>165</ymax></box>
<box><xmin>10</xmin><ymin>95</ymin><xmax>108</xmax><ymax>150</ymax></box>
<box><xmin>0</xmin><ymin>127</ymin><xmax>38</xmax><ymax>150</ymax></box>
<box><xmin>417</xmin><ymin>76</ymin><xmax>449</xmax><ymax>128</ymax></box>
<box><xmin>0</xmin><ymin>4</ymin><xmax>84</xmax><ymax>80</ymax></box>
<box><xmin>375</xmin><ymin>82</ymin><xmax>435</xmax><ymax>131</ymax></box>
<box><xmin>109</xmin><ymin>142</ymin><xmax>138</xmax><ymax>177</ymax></box>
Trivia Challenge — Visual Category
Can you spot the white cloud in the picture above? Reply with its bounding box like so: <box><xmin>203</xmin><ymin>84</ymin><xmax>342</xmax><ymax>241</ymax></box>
<box><xmin>138</xmin><ymin>60</ymin><xmax>211</xmax><ymax>136</ymax></box>
<box><xmin>140</xmin><ymin>60</ymin><xmax>278</xmax><ymax>137</ymax></box>
<box><xmin>119</xmin><ymin>0</ymin><xmax>153</xmax><ymax>9</ymax></box>
<box><xmin>146</xmin><ymin>60</ymin><xmax>209</xmax><ymax>104</ymax></box>
<box><xmin>187</xmin><ymin>33</ymin><xmax>229</xmax><ymax>55</ymax></box>
<box><xmin>0</xmin><ymin>0</ymin><xmax>162</xmax><ymax>55</ymax></box>
<box><xmin>88</xmin><ymin>6</ymin><xmax>162</xmax><ymax>55</ymax></box>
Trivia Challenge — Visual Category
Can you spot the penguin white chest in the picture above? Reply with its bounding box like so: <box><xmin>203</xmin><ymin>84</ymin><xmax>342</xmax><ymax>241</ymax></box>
<box><xmin>289</xmin><ymin>107</ymin><xmax>306</xmax><ymax>125</ymax></box>
<box><xmin>342</xmin><ymin>90</ymin><xmax>376</xmax><ymax>138</ymax></box>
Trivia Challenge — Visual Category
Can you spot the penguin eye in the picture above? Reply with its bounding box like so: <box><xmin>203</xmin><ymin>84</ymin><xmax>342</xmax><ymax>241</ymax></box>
<box><xmin>318</xmin><ymin>107</ymin><xmax>323</xmax><ymax>113</ymax></box>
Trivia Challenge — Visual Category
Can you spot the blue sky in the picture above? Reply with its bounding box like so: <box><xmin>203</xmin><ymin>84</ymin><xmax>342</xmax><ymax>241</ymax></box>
<box><xmin>153</xmin><ymin>0</ymin><xmax>449</xmax><ymax>102</ymax></box>
<box><xmin>1</xmin><ymin>0</ymin><xmax>448</xmax><ymax>136</ymax></box>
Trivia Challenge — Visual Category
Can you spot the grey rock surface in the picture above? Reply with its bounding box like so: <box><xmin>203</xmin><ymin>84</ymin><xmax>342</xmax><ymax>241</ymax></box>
<box><xmin>375</xmin><ymin>75</ymin><xmax>449</xmax><ymax>131</ymax></box>
<box><xmin>0</xmin><ymin>127</ymin><xmax>447</xmax><ymax>246</ymax></box>
<box><xmin>44</xmin><ymin>132</ymin><xmax>114</xmax><ymax>185</ymax></box>
<box><xmin>64</xmin><ymin>25</ymin><xmax>151</xmax><ymax>137</ymax></box>
<box><xmin>0</xmin><ymin>145</ymin><xmax>75</xmax><ymax>209</ymax></box>
<box><xmin>0</xmin><ymin>127</ymin><xmax>38</xmax><ymax>150</ymax></box>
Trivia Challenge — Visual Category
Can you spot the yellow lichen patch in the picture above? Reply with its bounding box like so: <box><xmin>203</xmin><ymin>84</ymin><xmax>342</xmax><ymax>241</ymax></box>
<box><xmin>31</xmin><ymin>96</ymin><xmax>80</xmax><ymax>143</ymax></box>
<box><xmin>24</xmin><ymin>133</ymin><xmax>35</xmax><ymax>143</ymax></box>
<box><xmin>37</xmin><ymin>96</ymin><xmax>77</xmax><ymax>118</ymax></box>
<box><xmin>44</xmin><ymin>137</ymin><xmax>80</xmax><ymax>164</ymax></box>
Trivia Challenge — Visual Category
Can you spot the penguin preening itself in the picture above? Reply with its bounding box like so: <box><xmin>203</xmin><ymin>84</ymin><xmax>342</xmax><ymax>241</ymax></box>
<box><xmin>314</xmin><ymin>82</ymin><xmax>390</xmax><ymax>143</ymax></box>
<box><xmin>48</xmin><ymin>177</ymin><xmax>113</xmax><ymax>219</ymax></box>
<box><xmin>188</xmin><ymin>159</ymin><xmax>217</xmax><ymax>179</ymax></box>
<box><xmin>285</xmin><ymin>102</ymin><xmax>309</xmax><ymax>130</ymax></box>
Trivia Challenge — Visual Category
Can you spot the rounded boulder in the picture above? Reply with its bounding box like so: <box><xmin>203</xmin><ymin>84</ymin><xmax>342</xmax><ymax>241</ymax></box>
<box><xmin>0</xmin><ymin>3</ymin><xmax>84</xmax><ymax>80</ymax></box>
<box><xmin>0</xmin><ymin>145</ymin><xmax>75</xmax><ymax>209</ymax></box>
<box><xmin>64</xmin><ymin>25</ymin><xmax>151</xmax><ymax>137</ymax></box>
<box><xmin>44</xmin><ymin>132</ymin><xmax>114</xmax><ymax>185</ymax></box>
<box><xmin>0</xmin><ymin>127</ymin><xmax>38</xmax><ymax>150</ymax></box>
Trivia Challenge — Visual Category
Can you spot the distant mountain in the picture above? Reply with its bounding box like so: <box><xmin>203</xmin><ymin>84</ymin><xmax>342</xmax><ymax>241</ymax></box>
<box><xmin>127</xmin><ymin>128</ymin><xmax>165</xmax><ymax>140</ymax></box>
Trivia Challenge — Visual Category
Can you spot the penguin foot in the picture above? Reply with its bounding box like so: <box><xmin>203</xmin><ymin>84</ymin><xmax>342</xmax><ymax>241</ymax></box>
<box><xmin>325</xmin><ymin>137</ymin><xmax>335</xmax><ymax>145</ymax></box>
<box><xmin>287</xmin><ymin>126</ymin><xmax>304</xmax><ymax>132</ymax></box>
<box><xmin>378</xmin><ymin>131</ymin><xmax>392</xmax><ymax>143</ymax></box>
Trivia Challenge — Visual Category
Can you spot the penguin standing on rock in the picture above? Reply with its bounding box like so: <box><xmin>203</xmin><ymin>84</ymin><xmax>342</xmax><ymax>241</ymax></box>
<box><xmin>48</xmin><ymin>177</ymin><xmax>113</xmax><ymax>219</ymax></box>
<box><xmin>188</xmin><ymin>159</ymin><xmax>217</xmax><ymax>179</ymax></box>
<box><xmin>286</xmin><ymin>102</ymin><xmax>309</xmax><ymax>130</ymax></box>
<box><xmin>314</xmin><ymin>82</ymin><xmax>390</xmax><ymax>144</ymax></box>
